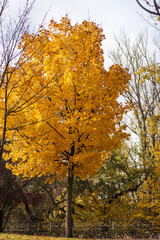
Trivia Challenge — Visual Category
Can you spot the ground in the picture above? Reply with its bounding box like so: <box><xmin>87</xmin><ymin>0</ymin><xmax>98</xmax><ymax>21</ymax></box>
<box><xmin>0</xmin><ymin>234</ymin><xmax>74</xmax><ymax>240</ymax></box>
<box><xmin>0</xmin><ymin>233</ymin><xmax>157</xmax><ymax>240</ymax></box>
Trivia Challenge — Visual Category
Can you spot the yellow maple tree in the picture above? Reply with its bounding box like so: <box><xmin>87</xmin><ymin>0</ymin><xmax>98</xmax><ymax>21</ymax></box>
<box><xmin>2</xmin><ymin>16</ymin><xmax>131</xmax><ymax>237</ymax></box>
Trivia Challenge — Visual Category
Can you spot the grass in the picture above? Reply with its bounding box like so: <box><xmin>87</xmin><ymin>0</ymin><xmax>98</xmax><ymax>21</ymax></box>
<box><xmin>0</xmin><ymin>233</ymin><xmax>89</xmax><ymax>240</ymax></box>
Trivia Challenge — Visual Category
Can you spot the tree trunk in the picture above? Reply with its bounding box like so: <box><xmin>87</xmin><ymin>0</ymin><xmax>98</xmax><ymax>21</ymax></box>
<box><xmin>0</xmin><ymin>210</ymin><xmax>3</xmax><ymax>232</ymax></box>
<box><xmin>66</xmin><ymin>172</ymin><xmax>73</xmax><ymax>238</ymax></box>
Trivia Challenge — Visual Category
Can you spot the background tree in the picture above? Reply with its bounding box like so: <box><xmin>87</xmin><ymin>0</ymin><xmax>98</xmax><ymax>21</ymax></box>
<box><xmin>0</xmin><ymin>0</ymin><xmax>35</xmax><ymax>160</ymax></box>
<box><xmin>109</xmin><ymin>32</ymin><xmax>159</xmax><ymax>182</ymax></box>
<box><xmin>133</xmin><ymin>64</ymin><xmax>160</xmax><ymax>226</ymax></box>
<box><xmin>0</xmin><ymin>157</ymin><xmax>47</xmax><ymax>232</ymax></box>
<box><xmin>0</xmin><ymin>0</ymin><xmax>53</xmax><ymax>231</ymax></box>
<box><xmin>5</xmin><ymin>16</ymin><xmax>131</xmax><ymax>237</ymax></box>
<box><xmin>108</xmin><ymin>31</ymin><xmax>160</xmax><ymax>227</ymax></box>
<box><xmin>72</xmin><ymin>144</ymin><xmax>144</xmax><ymax>222</ymax></box>
<box><xmin>135</xmin><ymin>0</ymin><xmax>160</xmax><ymax>225</ymax></box>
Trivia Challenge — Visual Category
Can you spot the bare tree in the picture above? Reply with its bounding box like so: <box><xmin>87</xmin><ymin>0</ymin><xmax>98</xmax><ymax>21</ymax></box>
<box><xmin>109</xmin><ymin>31</ymin><xmax>159</xmax><ymax>180</ymax></box>
<box><xmin>0</xmin><ymin>0</ymin><xmax>36</xmax><ymax>89</ymax></box>
<box><xmin>0</xmin><ymin>0</ymin><xmax>39</xmax><ymax>231</ymax></box>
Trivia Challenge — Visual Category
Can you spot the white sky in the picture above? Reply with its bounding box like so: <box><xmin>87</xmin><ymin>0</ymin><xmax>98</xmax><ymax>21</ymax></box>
<box><xmin>10</xmin><ymin>0</ymin><xmax>159</xmax><ymax>67</ymax></box>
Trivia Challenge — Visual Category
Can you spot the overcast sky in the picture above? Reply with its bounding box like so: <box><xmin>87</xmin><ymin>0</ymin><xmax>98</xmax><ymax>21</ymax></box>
<box><xmin>11</xmin><ymin>0</ymin><xmax>159</xmax><ymax>66</ymax></box>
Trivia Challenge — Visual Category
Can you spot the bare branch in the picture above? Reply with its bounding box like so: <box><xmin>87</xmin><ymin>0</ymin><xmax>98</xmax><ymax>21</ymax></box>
<box><xmin>136</xmin><ymin>0</ymin><xmax>160</xmax><ymax>16</ymax></box>
<box><xmin>0</xmin><ymin>0</ymin><xmax>8</xmax><ymax>19</ymax></box>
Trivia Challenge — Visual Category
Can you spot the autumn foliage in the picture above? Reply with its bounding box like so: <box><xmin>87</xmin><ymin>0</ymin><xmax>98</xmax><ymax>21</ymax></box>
<box><xmin>1</xmin><ymin>16</ymin><xmax>130</xmax><ymax>237</ymax></box>
<box><xmin>2</xmin><ymin>16</ymin><xmax>130</xmax><ymax>181</ymax></box>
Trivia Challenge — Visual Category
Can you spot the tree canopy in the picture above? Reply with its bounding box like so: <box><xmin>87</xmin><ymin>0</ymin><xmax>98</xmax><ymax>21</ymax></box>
<box><xmin>4</xmin><ymin>16</ymin><xmax>130</xmax><ymax>181</ymax></box>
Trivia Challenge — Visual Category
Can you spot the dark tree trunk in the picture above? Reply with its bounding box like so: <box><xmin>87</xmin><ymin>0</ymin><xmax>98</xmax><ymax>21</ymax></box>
<box><xmin>0</xmin><ymin>210</ymin><xmax>3</xmax><ymax>232</ymax></box>
<box><xmin>66</xmin><ymin>172</ymin><xmax>73</xmax><ymax>238</ymax></box>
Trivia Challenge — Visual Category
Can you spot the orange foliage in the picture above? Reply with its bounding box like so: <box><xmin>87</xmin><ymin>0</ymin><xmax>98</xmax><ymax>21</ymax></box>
<box><xmin>2</xmin><ymin>16</ymin><xmax>130</xmax><ymax>181</ymax></box>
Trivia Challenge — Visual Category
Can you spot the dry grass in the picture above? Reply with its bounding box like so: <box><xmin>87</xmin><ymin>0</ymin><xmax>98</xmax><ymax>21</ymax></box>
<box><xmin>0</xmin><ymin>233</ymin><xmax>85</xmax><ymax>240</ymax></box>
<box><xmin>0</xmin><ymin>233</ymin><xmax>157</xmax><ymax>240</ymax></box>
